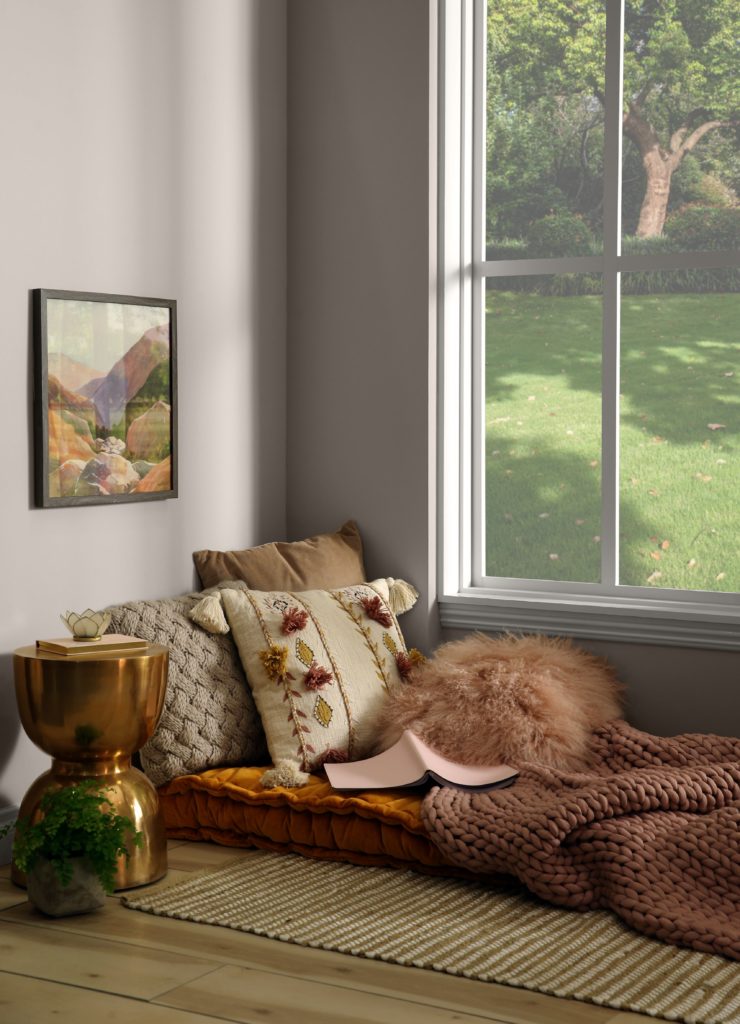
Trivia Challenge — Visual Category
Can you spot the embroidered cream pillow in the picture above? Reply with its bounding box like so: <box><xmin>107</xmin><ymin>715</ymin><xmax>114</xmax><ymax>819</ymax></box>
<box><xmin>220</xmin><ymin>579</ymin><xmax>419</xmax><ymax>787</ymax></box>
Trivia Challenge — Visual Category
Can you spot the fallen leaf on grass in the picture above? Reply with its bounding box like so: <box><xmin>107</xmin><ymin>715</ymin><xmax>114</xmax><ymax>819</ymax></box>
<box><xmin>589</xmin><ymin>460</ymin><xmax>599</xmax><ymax>468</ymax></box>
<box><xmin>575</xmin><ymin>519</ymin><xmax>585</xmax><ymax>526</ymax></box>
<box><xmin>650</xmin><ymin>436</ymin><xmax>665</xmax><ymax>444</ymax></box>
<box><xmin>687</xmin><ymin>559</ymin><xmax>698</xmax><ymax>568</ymax></box>
<box><xmin>538</xmin><ymin>513</ymin><xmax>549</xmax><ymax>519</ymax></box>
<box><xmin>549</xmin><ymin>553</ymin><xmax>559</xmax><ymax>560</ymax></box>
<box><xmin>695</xmin><ymin>473</ymin><xmax>712</xmax><ymax>483</ymax></box>
<box><xmin>593</xmin><ymin>536</ymin><xmax>601</xmax><ymax>543</ymax></box>
<box><xmin>716</xmin><ymin>458</ymin><xmax>726</xmax><ymax>464</ymax></box>
<box><xmin>716</xmin><ymin>573</ymin><xmax>726</xmax><ymax>581</ymax></box>
<box><xmin>647</xmin><ymin>571</ymin><xmax>662</xmax><ymax>584</ymax></box>
<box><xmin>723</xmin><ymin>371</ymin><xmax>734</xmax><ymax>377</ymax></box>
<box><xmin>649</xmin><ymin>551</ymin><xmax>661</xmax><ymax>561</ymax></box>
<box><xmin>660</xmin><ymin>540</ymin><xmax>670</xmax><ymax>550</ymax></box>
<box><xmin>648</xmin><ymin>488</ymin><xmax>659</xmax><ymax>497</ymax></box>
<box><xmin>707</xmin><ymin>424</ymin><xmax>726</xmax><ymax>431</ymax></box>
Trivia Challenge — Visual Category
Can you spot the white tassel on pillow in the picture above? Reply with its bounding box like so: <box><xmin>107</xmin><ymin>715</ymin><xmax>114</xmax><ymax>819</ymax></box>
<box><xmin>261</xmin><ymin>760</ymin><xmax>310</xmax><ymax>789</ymax></box>
<box><xmin>189</xmin><ymin>593</ymin><xmax>230</xmax><ymax>634</ymax></box>
<box><xmin>386</xmin><ymin>578</ymin><xmax>419</xmax><ymax>616</ymax></box>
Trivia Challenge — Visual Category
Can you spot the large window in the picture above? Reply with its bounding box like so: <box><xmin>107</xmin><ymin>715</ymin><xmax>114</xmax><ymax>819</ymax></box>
<box><xmin>439</xmin><ymin>0</ymin><xmax>739</xmax><ymax>647</ymax></box>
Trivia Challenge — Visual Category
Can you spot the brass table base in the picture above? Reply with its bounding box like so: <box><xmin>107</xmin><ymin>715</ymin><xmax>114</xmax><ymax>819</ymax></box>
<box><xmin>13</xmin><ymin>643</ymin><xmax>169</xmax><ymax>891</ymax></box>
<box><xmin>11</xmin><ymin>758</ymin><xmax>167</xmax><ymax>890</ymax></box>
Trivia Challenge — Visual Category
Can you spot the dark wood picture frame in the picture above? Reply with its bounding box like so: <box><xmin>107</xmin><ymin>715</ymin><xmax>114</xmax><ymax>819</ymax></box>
<box><xmin>33</xmin><ymin>288</ymin><xmax>178</xmax><ymax>507</ymax></box>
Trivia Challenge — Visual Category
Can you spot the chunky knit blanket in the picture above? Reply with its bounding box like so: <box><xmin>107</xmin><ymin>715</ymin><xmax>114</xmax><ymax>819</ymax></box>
<box><xmin>421</xmin><ymin>720</ymin><xmax>740</xmax><ymax>960</ymax></box>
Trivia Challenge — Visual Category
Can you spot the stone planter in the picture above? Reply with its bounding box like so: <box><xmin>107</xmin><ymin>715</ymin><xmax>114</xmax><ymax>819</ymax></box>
<box><xmin>26</xmin><ymin>857</ymin><xmax>106</xmax><ymax>917</ymax></box>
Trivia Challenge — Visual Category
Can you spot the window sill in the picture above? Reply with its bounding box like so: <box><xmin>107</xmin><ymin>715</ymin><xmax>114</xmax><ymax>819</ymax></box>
<box><xmin>438</xmin><ymin>589</ymin><xmax>740</xmax><ymax>650</ymax></box>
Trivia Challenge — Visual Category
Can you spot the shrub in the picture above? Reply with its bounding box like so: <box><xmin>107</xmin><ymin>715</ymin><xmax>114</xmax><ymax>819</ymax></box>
<box><xmin>620</xmin><ymin>233</ymin><xmax>739</xmax><ymax>294</ymax></box>
<box><xmin>486</xmin><ymin>238</ymin><xmax>530</xmax><ymax>261</ymax></box>
<box><xmin>664</xmin><ymin>205</ymin><xmax>739</xmax><ymax>252</ymax></box>
<box><xmin>527</xmin><ymin>212</ymin><xmax>593</xmax><ymax>258</ymax></box>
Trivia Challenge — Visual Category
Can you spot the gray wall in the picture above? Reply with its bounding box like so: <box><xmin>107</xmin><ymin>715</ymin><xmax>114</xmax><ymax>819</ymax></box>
<box><xmin>0</xmin><ymin>0</ymin><xmax>287</xmax><ymax>807</ymax></box>
<box><xmin>285</xmin><ymin>0</ymin><xmax>737</xmax><ymax>736</ymax></box>
<box><xmin>286</xmin><ymin>0</ymin><xmax>439</xmax><ymax>652</ymax></box>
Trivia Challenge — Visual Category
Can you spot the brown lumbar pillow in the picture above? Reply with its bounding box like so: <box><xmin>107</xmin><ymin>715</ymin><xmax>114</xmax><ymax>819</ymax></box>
<box><xmin>193</xmin><ymin>520</ymin><xmax>366</xmax><ymax>592</ymax></box>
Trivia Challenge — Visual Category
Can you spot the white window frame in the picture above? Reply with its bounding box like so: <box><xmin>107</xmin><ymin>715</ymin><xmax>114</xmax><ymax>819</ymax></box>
<box><xmin>437</xmin><ymin>0</ymin><xmax>740</xmax><ymax>650</ymax></box>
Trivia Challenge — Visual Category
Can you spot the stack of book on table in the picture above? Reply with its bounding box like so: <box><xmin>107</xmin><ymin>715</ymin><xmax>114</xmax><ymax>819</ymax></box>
<box><xmin>36</xmin><ymin>635</ymin><xmax>148</xmax><ymax>656</ymax></box>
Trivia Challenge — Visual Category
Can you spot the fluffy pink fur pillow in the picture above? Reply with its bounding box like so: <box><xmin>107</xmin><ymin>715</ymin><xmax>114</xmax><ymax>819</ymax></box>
<box><xmin>376</xmin><ymin>633</ymin><xmax>623</xmax><ymax>770</ymax></box>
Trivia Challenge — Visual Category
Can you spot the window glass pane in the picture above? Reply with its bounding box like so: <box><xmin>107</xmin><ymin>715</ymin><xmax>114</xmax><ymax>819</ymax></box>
<box><xmin>486</xmin><ymin>1</ymin><xmax>605</xmax><ymax>261</ymax></box>
<box><xmin>485</xmin><ymin>276</ymin><xmax>602</xmax><ymax>582</ymax></box>
<box><xmin>622</xmin><ymin>3</ymin><xmax>739</xmax><ymax>252</ymax></box>
<box><xmin>620</xmin><ymin>272</ymin><xmax>739</xmax><ymax>591</ymax></box>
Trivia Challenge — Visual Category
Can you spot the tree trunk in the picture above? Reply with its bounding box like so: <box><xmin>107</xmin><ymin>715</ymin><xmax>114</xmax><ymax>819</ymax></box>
<box><xmin>635</xmin><ymin>151</ymin><xmax>673</xmax><ymax>237</ymax></box>
<box><xmin>625</xmin><ymin>106</ymin><xmax>734</xmax><ymax>239</ymax></box>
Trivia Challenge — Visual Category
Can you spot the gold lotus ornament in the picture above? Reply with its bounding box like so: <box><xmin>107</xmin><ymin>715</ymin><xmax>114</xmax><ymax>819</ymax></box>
<box><xmin>60</xmin><ymin>608</ymin><xmax>112</xmax><ymax>641</ymax></box>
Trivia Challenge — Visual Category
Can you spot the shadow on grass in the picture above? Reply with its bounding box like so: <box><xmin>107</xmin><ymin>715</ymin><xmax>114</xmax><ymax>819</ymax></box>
<box><xmin>486</xmin><ymin>290</ymin><xmax>738</xmax><ymax>450</ymax></box>
<box><xmin>486</xmin><ymin>442</ymin><xmax>654</xmax><ymax>586</ymax></box>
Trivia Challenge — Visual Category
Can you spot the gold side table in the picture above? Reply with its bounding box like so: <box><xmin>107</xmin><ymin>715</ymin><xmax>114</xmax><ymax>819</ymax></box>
<box><xmin>12</xmin><ymin>643</ymin><xmax>169</xmax><ymax>890</ymax></box>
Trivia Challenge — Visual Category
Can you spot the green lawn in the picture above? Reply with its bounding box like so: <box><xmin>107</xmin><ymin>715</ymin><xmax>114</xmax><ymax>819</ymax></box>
<box><xmin>485</xmin><ymin>290</ymin><xmax>739</xmax><ymax>592</ymax></box>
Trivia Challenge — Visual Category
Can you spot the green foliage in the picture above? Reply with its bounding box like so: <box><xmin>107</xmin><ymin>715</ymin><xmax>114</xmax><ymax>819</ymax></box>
<box><xmin>527</xmin><ymin>212</ymin><xmax>594</xmax><ymax>258</ymax></box>
<box><xmin>486</xmin><ymin>0</ymin><xmax>739</xmax><ymax>245</ymax></box>
<box><xmin>664</xmin><ymin>205</ymin><xmax>740</xmax><ymax>251</ymax></box>
<box><xmin>486</xmin><ymin>235</ymin><xmax>739</xmax><ymax>296</ymax></box>
<box><xmin>10</xmin><ymin>781</ymin><xmax>142</xmax><ymax>893</ymax></box>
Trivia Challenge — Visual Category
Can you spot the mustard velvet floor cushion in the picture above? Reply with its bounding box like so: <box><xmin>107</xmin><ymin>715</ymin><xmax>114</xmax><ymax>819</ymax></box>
<box><xmin>158</xmin><ymin>766</ymin><xmax>460</xmax><ymax>874</ymax></box>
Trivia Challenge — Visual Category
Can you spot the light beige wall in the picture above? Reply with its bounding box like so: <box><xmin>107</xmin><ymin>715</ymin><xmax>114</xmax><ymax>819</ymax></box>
<box><xmin>0</xmin><ymin>0</ymin><xmax>287</xmax><ymax>807</ymax></box>
<box><xmin>286</xmin><ymin>0</ymin><xmax>438</xmax><ymax>651</ymax></box>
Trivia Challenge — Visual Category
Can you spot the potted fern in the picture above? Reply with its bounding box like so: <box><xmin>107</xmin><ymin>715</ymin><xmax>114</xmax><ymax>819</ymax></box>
<box><xmin>8</xmin><ymin>780</ymin><xmax>142</xmax><ymax>916</ymax></box>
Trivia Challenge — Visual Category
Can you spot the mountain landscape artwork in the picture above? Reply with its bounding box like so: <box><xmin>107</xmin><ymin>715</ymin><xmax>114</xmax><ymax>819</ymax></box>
<box><xmin>34</xmin><ymin>290</ymin><xmax>177</xmax><ymax>506</ymax></box>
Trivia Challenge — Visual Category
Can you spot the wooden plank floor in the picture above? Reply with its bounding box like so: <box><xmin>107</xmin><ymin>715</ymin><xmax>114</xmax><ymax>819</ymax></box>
<box><xmin>0</xmin><ymin>841</ymin><xmax>652</xmax><ymax>1024</ymax></box>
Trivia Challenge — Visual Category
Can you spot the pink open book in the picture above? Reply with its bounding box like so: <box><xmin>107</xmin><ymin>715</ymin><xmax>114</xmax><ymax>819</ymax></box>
<box><xmin>325</xmin><ymin>730</ymin><xmax>518</xmax><ymax>792</ymax></box>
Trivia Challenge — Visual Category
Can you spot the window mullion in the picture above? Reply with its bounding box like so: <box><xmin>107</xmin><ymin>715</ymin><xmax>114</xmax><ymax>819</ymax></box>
<box><xmin>600</xmin><ymin>0</ymin><xmax>625</xmax><ymax>589</ymax></box>
<box><xmin>470</xmin><ymin>0</ymin><xmax>486</xmax><ymax>585</ymax></box>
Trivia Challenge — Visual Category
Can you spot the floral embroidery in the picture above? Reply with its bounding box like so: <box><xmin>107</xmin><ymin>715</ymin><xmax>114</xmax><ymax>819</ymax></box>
<box><xmin>282</xmin><ymin>606</ymin><xmax>309</xmax><ymax>634</ymax></box>
<box><xmin>296</xmin><ymin>637</ymin><xmax>315</xmax><ymax>667</ymax></box>
<box><xmin>260</xmin><ymin>643</ymin><xmax>291</xmax><ymax>682</ymax></box>
<box><xmin>313</xmin><ymin>695</ymin><xmax>333</xmax><ymax>727</ymax></box>
<box><xmin>304</xmin><ymin>661</ymin><xmax>333</xmax><ymax>690</ymax></box>
<box><xmin>383</xmin><ymin>632</ymin><xmax>398</xmax><ymax>655</ymax></box>
<box><xmin>360</xmin><ymin>595</ymin><xmax>393</xmax><ymax>628</ymax></box>
<box><xmin>316</xmin><ymin>747</ymin><xmax>349</xmax><ymax>768</ymax></box>
<box><xmin>395</xmin><ymin>648</ymin><xmax>426</xmax><ymax>680</ymax></box>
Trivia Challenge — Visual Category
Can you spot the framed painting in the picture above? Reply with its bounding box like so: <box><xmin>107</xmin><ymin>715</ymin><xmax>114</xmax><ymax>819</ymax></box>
<box><xmin>33</xmin><ymin>289</ymin><xmax>177</xmax><ymax>507</ymax></box>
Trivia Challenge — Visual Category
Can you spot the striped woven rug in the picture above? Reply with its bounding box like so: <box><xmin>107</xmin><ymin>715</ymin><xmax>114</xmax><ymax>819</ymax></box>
<box><xmin>124</xmin><ymin>850</ymin><xmax>739</xmax><ymax>1024</ymax></box>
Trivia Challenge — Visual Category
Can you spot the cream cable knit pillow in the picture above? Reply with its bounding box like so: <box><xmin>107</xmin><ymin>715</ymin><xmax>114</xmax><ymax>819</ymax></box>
<box><xmin>107</xmin><ymin>583</ymin><xmax>268</xmax><ymax>785</ymax></box>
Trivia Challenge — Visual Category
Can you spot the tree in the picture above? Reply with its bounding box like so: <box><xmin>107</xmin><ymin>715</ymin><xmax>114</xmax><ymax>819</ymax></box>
<box><xmin>487</xmin><ymin>0</ymin><xmax>739</xmax><ymax>241</ymax></box>
<box><xmin>623</xmin><ymin>0</ymin><xmax>738</xmax><ymax>235</ymax></box>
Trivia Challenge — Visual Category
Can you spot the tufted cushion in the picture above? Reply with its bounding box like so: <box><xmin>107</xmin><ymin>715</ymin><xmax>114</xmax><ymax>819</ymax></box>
<box><xmin>107</xmin><ymin>582</ymin><xmax>268</xmax><ymax>786</ymax></box>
